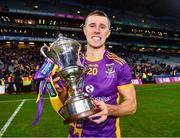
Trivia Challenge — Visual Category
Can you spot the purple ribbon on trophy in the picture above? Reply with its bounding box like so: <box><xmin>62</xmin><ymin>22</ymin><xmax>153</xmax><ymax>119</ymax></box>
<box><xmin>33</xmin><ymin>58</ymin><xmax>64</xmax><ymax>126</ymax></box>
<box><xmin>33</xmin><ymin>58</ymin><xmax>54</xmax><ymax>126</ymax></box>
<box><xmin>32</xmin><ymin>79</ymin><xmax>47</xmax><ymax>126</ymax></box>
<box><xmin>34</xmin><ymin>58</ymin><xmax>54</xmax><ymax>80</ymax></box>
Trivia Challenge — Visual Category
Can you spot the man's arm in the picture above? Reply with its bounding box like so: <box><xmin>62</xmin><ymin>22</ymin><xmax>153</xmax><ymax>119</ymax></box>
<box><xmin>89</xmin><ymin>86</ymin><xmax>137</xmax><ymax>124</ymax></box>
<box><xmin>107</xmin><ymin>86</ymin><xmax>137</xmax><ymax>116</ymax></box>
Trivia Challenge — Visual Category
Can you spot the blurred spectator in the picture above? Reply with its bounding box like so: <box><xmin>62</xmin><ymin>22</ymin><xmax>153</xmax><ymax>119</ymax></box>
<box><xmin>7</xmin><ymin>73</ymin><xmax>15</xmax><ymax>94</ymax></box>
<box><xmin>0</xmin><ymin>78</ymin><xmax>5</xmax><ymax>86</ymax></box>
<box><xmin>14</xmin><ymin>74</ymin><xmax>22</xmax><ymax>94</ymax></box>
<box><xmin>22</xmin><ymin>73</ymin><xmax>32</xmax><ymax>92</ymax></box>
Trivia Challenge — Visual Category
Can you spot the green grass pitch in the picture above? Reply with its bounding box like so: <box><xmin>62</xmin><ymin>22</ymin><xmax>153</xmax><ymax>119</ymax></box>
<box><xmin>0</xmin><ymin>83</ymin><xmax>180</xmax><ymax>137</ymax></box>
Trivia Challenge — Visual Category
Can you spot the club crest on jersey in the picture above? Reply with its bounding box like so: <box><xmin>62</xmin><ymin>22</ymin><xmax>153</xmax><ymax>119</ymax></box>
<box><xmin>105</xmin><ymin>63</ymin><xmax>115</xmax><ymax>78</ymax></box>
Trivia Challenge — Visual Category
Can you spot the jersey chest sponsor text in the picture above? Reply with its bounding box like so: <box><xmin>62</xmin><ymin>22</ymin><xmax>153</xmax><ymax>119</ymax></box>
<box><xmin>86</xmin><ymin>64</ymin><xmax>99</xmax><ymax>76</ymax></box>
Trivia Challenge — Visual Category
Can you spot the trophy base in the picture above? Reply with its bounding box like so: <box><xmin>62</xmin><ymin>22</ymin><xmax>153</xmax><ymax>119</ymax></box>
<box><xmin>64</xmin><ymin>108</ymin><xmax>101</xmax><ymax>124</ymax></box>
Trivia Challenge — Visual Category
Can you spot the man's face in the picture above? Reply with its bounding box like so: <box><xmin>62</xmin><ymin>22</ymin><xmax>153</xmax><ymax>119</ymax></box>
<box><xmin>83</xmin><ymin>15</ymin><xmax>111</xmax><ymax>48</ymax></box>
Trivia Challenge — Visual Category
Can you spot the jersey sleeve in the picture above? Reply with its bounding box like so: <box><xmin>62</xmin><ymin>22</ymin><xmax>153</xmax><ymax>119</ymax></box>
<box><xmin>117</xmin><ymin>62</ymin><xmax>134</xmax><ymax>90</ymax></box>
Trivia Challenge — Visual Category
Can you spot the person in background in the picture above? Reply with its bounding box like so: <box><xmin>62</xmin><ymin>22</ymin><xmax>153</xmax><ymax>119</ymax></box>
<box><xmin>22</xmin><ymin>73</ymin><xmax>32</xmax><ymax>92</ymax></box>
<box><xmin>0</xmin><ymin>78</ymin><xmax>5</xmax><ymax>86</ymax></box>
<box><xmin>7</xmin><ymin>73</ymin><xmax>15</xmax><ymax>94</ymax></box>
<box><xmin>14</xmin><ymin>73</ymin><xmax>22</xmax><ymax>94</ymax></box>
<box><xmin>54</xmin><ymin>10</ymin><xmax>137</xmax><ymax>137</ymax></box>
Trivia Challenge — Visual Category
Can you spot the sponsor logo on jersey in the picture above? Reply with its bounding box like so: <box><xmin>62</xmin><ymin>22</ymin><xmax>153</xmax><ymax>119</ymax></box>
<box><xmin>85</xmin><ymin>84</ymin><xmax>94</xmax><ymax>93</ymax></box>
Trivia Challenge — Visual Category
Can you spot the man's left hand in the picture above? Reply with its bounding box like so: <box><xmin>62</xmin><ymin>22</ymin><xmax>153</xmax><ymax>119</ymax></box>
<box><xmin>88</xmin><ymin>100</ymin><xmax>109</xmax><ymax>124</ymax></box>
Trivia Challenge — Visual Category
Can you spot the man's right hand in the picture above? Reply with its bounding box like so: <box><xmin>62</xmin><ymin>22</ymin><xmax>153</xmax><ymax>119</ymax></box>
<box><xmin>53</xmin><ymin>76</ymin><xmax>68</xmax><ymax>104</ymax></box>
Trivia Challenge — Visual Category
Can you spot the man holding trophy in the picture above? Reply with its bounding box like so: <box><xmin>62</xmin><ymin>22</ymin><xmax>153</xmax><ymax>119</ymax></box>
<box><xmin>51</xmin><ymin>10</ymin><xmax>137</xmax><ymax>137</ymax></box>
<box><xmin>35</xmin><ymin>10</ymin><xmax>136</xmax><ymax>137</ymax></box>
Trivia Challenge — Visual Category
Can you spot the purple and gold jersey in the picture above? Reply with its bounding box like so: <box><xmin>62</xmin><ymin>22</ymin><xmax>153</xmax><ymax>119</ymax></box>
<box><xmin>69</xmin><ymin>50</ymin><xmax>134</xmax><ymax>137</ymax></box>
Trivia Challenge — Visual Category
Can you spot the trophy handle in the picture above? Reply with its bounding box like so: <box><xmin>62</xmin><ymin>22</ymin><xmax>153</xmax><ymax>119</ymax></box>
<box><xmin>40</xmin><ymin>44</ymin><xmax>49</xmax><ymax>58</ymax></box>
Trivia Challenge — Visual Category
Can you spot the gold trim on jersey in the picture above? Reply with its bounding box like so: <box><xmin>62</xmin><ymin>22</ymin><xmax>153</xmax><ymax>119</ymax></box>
<box><xmin>106</xmin><ymin>52</ymin><xmax>126</xmax><ymax>66</ymax></box>
<box><xmin>117</xmin><ymin>83</ymin><xmax>134</xmax><ymax>90</ymax></box>
<box><xmin>115</xmin><ymin>118</ymin><xmax>121</xmax><ymax>137</ymax></box>
<box><xmin>85</xmin><ymin>56</ymin><xmax>103</xmax><ymax>62</ymax></box>
<box><xmin>115</xmin><ymin>92</ymin><xmax>121</xmax><ymax>137</ymax></box>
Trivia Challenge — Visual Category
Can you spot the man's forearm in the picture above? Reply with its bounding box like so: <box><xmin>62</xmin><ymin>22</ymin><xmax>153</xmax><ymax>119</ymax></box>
<box><xmin>107</xmin><ymin>99</ymin><xmax>137</xmax><ymax>117</ymax></box>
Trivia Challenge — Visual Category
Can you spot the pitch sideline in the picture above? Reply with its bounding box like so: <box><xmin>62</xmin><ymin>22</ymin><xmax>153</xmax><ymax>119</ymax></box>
<box><xmin>0</xmin><ymin>97</ymin><xmax>49</xmax><ymax>103</ymax></box>
<box><xmin>0</xmin><ymin>99</ymin><xmax>26</xmax><ymax>137</ymax></box>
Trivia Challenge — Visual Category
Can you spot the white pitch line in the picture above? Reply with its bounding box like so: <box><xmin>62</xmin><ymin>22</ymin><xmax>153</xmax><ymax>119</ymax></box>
<box><xmin>0</xmin><ymin>99</ymin><xmax>26</xmax><ymax>137</ymax></box>
<box><xmin>0</xmin><ymin>97</ymin><xmax>49</xmax><ymax>103</ymax></box>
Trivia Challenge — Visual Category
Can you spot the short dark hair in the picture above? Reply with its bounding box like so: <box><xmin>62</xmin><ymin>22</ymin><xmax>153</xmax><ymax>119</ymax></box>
<box><xmin>85</xmin><ymin>10</ymin><xmax>111</xmax><ymax>29</ymax></box>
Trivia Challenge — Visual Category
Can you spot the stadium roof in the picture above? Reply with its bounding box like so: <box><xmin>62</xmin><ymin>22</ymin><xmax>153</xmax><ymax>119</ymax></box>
<box><xmin>1</xmin><ymin>0</ymin><xmax>180</xmax><ymax>20</ymax></box>
<box><xmin>74</xmin><ymin>0</ymin><xmax>180</xmax><ymax>19</ymax></box>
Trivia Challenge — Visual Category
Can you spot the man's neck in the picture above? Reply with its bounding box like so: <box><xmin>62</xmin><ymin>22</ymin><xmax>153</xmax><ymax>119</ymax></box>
<box><xmin>86</xmin><ymin>45</ymin><xmax>106</xmax><ymax>59</ymax></box>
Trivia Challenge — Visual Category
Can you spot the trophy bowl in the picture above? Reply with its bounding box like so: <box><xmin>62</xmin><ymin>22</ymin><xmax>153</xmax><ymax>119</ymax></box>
<box><xmin>40</xmin><ymin>35</ymin><xmax>101</xmax><ymax>123</ymax></box>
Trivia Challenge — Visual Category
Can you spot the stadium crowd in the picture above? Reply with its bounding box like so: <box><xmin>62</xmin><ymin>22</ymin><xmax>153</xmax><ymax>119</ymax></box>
<box><xmin>0</xmin><ymin>47</ymin><xmax>179</xmax><ymax>94</ymax></box>
<box><xmin>0</xmin><ymin>47</ymin><xmax>43</xmax><ymax>94</ymax></box>
<box><xmin>118</xmin><ymin>52</ymin><xmax>180</xmax><ymax>83</ymax></box>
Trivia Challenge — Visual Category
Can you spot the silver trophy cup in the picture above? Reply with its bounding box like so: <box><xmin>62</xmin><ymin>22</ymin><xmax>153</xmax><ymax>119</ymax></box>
<box><xmin>40</xmin><ymin>36</ymin><xmax>100</xmax><ymax>123</ymax></box>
